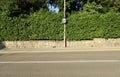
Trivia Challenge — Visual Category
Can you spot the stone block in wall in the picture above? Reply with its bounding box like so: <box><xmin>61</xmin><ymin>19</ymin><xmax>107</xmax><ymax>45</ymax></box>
<box><xmin>0</xmin><ymin>42</ymin><xmax>6</xmax><ymax>49</ymax></box>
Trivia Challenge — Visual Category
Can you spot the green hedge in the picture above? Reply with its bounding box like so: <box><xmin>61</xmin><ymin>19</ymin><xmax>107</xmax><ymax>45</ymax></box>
<box><xmin>67</xmin><ymin>12</ymin><xmax>120</xmax><ymax>40</ymax></box>
<box><xmin>0</xmin><ymin>10</ymin><xmax>63</xmax><ymax>41</ymax></box>
<box><xmin>0</xmin><ymin>10</ymin><xmax>120</xmax><ymax>41</ymax></box>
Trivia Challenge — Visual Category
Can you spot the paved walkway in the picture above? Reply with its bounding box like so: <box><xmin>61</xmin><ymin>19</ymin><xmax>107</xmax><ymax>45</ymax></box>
<box><xmin>0</xmin><ymin>47</ymin><xmax>120</xmax><ymax>53</ymax></box>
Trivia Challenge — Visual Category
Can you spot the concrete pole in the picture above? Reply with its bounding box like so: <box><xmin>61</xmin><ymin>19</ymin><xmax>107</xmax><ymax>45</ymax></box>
<box><xmin>64</xmin><ymin>0</ymin><xmax>67</xmax><ymax>47</ymax></box>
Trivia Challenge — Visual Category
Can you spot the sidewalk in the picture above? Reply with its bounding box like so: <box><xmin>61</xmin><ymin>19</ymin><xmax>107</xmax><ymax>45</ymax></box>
<box><xmin>0</xmin><ymin>47</ymin><xmax>120</xmax><ymax>53</ymax></box>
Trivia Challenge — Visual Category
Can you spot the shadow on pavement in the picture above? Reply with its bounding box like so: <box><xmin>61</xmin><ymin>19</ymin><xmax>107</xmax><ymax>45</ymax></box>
<box><xmin>0</xmin><ymin>42</ymin><xmax>6</xmax><ymax>49</ymax></box>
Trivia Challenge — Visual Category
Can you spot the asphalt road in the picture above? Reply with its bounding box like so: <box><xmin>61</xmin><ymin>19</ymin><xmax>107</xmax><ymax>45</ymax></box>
<box><xmin>0</xmin><ymin>51</ymin><xmax>120</xmax><ymax>77</ymax></box>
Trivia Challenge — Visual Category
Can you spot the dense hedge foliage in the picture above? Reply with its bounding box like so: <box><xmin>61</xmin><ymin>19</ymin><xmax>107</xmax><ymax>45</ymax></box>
<box><xmin>0</xmin><ymin>10</ymin><xmax>120</xmax><ymax>41</ymax></box>
<box><xmin>0</xmin><ymin>10</ymin><xmax>63</xmax><ymax>41</ymax></box>
<box><xmin>67</xmin><ymin>12</ymin><xmax>120</xmax><ymax>40</ymax></box>
<box><xmin>0</xmin><ymin>1</ymin><xmax>120</xmax><ymax>41</ymax></box>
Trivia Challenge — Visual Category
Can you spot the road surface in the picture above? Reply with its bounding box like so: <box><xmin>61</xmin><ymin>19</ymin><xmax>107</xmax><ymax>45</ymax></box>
<box><xmin>0</xmin><ymin>50</ymin><xmax>120</xmax><ymax>77</ymax></box>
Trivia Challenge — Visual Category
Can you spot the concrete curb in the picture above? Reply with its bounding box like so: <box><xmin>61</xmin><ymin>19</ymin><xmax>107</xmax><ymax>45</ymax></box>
<box><xmin>0</xmin><ymin>47</ymin><xmax>120</xmax><ymax>53</ymax></box>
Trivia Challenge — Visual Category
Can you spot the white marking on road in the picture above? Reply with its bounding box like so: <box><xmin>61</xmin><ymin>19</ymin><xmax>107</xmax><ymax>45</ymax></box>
<box><xmin>0</xmin><ymin>60</ymin><xmax>120</xmax><ymax>64</ymax></box>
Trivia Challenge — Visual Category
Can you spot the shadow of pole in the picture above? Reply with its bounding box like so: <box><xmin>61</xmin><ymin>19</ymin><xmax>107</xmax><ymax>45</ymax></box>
<box><xmin>0</xmin><ymin>41</ymin><xmax>6</xmax><ymax>49</ymax></box>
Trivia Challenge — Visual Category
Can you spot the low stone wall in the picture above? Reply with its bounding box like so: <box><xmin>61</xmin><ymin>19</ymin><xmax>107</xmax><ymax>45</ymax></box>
<box><xmin>68</xmin><ymin>38</ymin><xmax>120</xmax><ymax>48</ymax></box>
<box><xmin>2</xmin><ymin>41</ymin><xmax>64</xmax><ymax>48</ymax></box>
<box><xmin>1</xmin><ymin>38</ymin><xmax>120</xmax><ymax>48</ymax></box>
